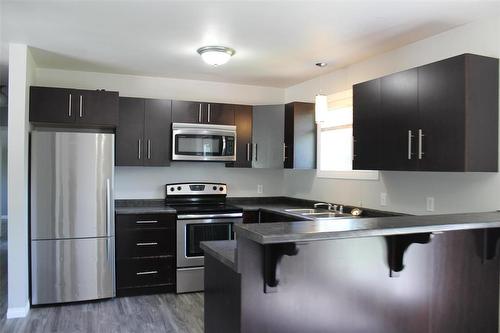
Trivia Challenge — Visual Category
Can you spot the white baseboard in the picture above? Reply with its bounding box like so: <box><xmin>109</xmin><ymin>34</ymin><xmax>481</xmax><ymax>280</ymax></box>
<box><xmin>6</xmin><ymin>301</ymin><xmax>30</xmax><ymax>319</ymax></box>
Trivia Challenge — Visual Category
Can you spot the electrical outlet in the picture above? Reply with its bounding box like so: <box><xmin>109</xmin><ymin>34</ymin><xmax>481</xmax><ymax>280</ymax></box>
<box><xmin>380</xmin><ymin>193</ymin><xmax>387</xmax><ymax>206</ymax></box>
<box><xmin>426</xmin><ymin>197</ymin><xmax>435</xmax><ymax>212</ymax></box>
<box><xmin>257</xmin><ymin>184</ymin><xmax>263</xmax><ymax>194</ymax></box>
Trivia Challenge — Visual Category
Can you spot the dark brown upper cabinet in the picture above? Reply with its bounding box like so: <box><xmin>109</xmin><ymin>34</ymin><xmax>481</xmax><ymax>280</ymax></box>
<box><xmin>352</xmin><ymin>53</ymin><xmax>499</xmax><ymax>172</ymax></box>
<box><xmin>172</xmin><ymin>100</ymin><xmax>234</xmax><ymax>125</ymax></box>
<box><xmin>353</xmin><ymin>79</ymin><xmax>381</xmax><ymax>170</ymax></box>
<box><xmin>116</xmin><ymin>97</ymin><xmax>172</xmax><ymax>167</ymax></box>
<box><xmin>226</xmin><ymin>104</ymin><xmax>253</xmax><ymax>168</ymax></box>
<box><xmin>30</xmin><ymin>86</ymin><xmax>119</xmax><ymax>127</ymax></box>
<box><xmin>284</xmin><ymin>102</ymin><xmax>316</xmax><ymax>169</ymax></box>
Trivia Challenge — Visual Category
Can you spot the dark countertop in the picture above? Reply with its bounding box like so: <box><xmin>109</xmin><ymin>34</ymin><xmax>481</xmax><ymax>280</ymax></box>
<box><xmin>200</xmin><ymin>240</ymin><xmax>237</xmax><ymax>271</ymax></box>
<box><xmin>234</xmin><ymin>212</ymin><xmax>500</xmax><ymax>244</ymax></box>
<box><xmin>115</xmin><ymin>199</ymin><xmax>176</xmax><ymax>214</ymax></box>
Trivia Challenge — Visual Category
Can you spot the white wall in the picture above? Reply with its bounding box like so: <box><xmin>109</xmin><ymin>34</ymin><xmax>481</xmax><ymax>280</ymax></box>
<box><xmin>35</xmin><ymin>68</ymin><xmax>286</xmax><ymax>198</ymax></box>
<box><xmin>284</xmin><ymin>16</ymin><xmax>500</xmax><ymax>215</ymax></box>
<box><xmin>7</xmin><ymin>44</ymin><xmax>35</xmax><ymax>318</ymax></box>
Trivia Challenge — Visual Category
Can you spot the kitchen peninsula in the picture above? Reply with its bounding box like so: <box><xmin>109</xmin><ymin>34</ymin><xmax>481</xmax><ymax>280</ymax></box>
<box><xmin>203</xmin><ymin>212</ymin><xmax>500</xmax><ymax>333</ymax></box>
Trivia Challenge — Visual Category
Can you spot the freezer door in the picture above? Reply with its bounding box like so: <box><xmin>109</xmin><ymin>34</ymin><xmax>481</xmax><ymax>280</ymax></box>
<box><xmin>31</xmin><ymin>237</ymin><xmax>115</xmax><ymax>305</ymax></box>
<box><xmin>31</xmin><ymin>131</ymin><xmax>114</xmax><ymax>239</ymax></box>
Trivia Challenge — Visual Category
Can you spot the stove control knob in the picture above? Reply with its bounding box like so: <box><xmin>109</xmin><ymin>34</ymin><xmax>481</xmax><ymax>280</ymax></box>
<box><xmin>169</xmin><ymin>187</ymin><xmax>175</xmax><ymax>192</ymax></box>
<box><xmin>219</xmin><ymin>187</ymin><xmax>224</xmax><ymax>192</ymax></box>
<box><xmin>213</xmin><ymin>186</ymin><xmax>217</xmax><ymax>191</ymax></box>
<box><xmin>177</xmin><ymin>186</ymin><xmax>182</xmax><ymax>191</ymax></box>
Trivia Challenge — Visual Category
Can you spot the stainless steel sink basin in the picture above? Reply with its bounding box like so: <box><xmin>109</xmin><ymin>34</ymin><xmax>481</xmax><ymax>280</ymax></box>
<box><xmin>302</xmin><ymin>212</ymin><xmax>352</xmax><ymax>219</ymax></box>
<box><xmin>284</xmin><ymin>208</ymin><xmax>329</xmax><ymax>214</ymax></box>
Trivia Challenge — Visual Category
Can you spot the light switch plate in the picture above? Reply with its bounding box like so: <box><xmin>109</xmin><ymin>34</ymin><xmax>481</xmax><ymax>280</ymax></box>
<box><xmin>380</xmin><ymin>193</ymin><xmax>387</xmax><ymax>206</ymax></box>
<box><xmin>426</xmin><ymin>197</ymin><xmax>435</xmax><ymax>212</ymax></box>
<box><xmin>257</xmin><ymin>184</ymin><xmax>263</xmax><ymax>194</ymax></box>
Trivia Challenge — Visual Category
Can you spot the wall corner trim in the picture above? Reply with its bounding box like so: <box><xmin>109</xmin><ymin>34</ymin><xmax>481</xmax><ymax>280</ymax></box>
<box><xmin>6</xmin><ymin>301</ymin><xmax>30</xmax><ymax>318</ymax></box>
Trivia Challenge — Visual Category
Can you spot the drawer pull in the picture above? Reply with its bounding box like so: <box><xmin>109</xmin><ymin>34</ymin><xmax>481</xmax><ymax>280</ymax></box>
<box><xmin>136</xmin><ymin>270</ymin><xmax>158</xmax><ymax>276</ymax></box>
<box><xmin>136</xmin><ymin>242</ymin><xmax>158</xmax><ymax>246</ymax></box>
<box><xmin>136</xmin><ymin>220</ymin><xmax>158</xmax><ymax>224</ymax></box>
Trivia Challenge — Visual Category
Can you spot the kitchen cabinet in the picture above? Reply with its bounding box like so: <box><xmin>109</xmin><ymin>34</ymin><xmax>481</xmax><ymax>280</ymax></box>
<box><xmin>352</xmin><ymin>53</ymin><xmax>499</xmax><ymax>172</ymax></box>
<box><xmin>116</xmin><ymin>213</ymin><xmax>176</xmax><ymax>296</ymax></box>
<box><xmin>353</xmin><ymin>79</ymin><xmax>381</xmax><ymax>170</ymax></box>
<box><xmin>259</xmin><ymin>210</ymin><xmax>299</xmax><ymax>223</ymax></box>
<box><xmin>284</xmin><ymin>102</ymin><xmax>316</xmax><ymax>169</ymax></box>
<box><xmin>226</xmin><ymin>104</ymin><xmax>253</xmax><ymax>168</ymax></box>
<box><xmin>30</xmin><ymin>86</ymin><xmax>119</xmax><ymax>127</ymax></box>
<box><xmin>116</xmin><ymin>97</ymin><xmax>172</xmax><ymax>166</ymax></box>
<box><xmin>252</xmin><ymin>105</ymin><xmax>285</xmax><ymax>169</ymax></box>
<box><xmin>172</xmin><ymin>100</ymin><xmax>234</xmax><ymax>125</ymax></box>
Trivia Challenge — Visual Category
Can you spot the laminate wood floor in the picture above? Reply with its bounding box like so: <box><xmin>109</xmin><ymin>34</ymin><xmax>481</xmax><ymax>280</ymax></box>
<box><xmin>0</xmin><ymin>228</ymin><xmax>205</xmax><ymax>333</ymax></box>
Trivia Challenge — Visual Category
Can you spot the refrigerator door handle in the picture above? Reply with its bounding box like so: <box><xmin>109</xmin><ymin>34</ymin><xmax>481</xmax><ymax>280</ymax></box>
<box><xmin>106</xmin><ymin>178</ymin><xmax>112</xmax><ymax>236</ymax></box>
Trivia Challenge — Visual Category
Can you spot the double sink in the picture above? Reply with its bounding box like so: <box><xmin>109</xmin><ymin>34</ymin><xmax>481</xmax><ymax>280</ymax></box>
<box><xmin>284</xmin><ymin>208</ymin><xmax>355</xmax><ymax>220</ymax></box>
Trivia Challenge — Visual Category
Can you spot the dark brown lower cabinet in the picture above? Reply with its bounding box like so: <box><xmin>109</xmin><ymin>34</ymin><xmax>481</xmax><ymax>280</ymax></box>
<box><xmin>259</xmin><ymin>210</ymin><xmax>299</xmax><ymax>223</ymax></box>
<box><xmin>116</xmin><ymin>213</ymin><xmax>176</xmax><ymax>296</ymax></box>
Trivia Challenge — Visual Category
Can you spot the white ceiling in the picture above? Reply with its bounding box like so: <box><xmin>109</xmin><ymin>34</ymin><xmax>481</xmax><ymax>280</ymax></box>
<box><xmin>1</xmin><ymin>1</ymin><xmax>500</xmax><ymax>87</ymax></box>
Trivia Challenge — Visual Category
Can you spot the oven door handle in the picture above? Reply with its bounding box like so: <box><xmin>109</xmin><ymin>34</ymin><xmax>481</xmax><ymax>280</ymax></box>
<box><xmin>177</xmin><ymin>212</ymin><xmax>243</xmax><ymax>220</ymax></box>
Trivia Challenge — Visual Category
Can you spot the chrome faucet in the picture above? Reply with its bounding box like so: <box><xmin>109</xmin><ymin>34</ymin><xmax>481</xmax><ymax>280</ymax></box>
<box><xmin>314</xmin><ymin>202</ymin><xmax>334</xmax><ymax>211</ymax></box>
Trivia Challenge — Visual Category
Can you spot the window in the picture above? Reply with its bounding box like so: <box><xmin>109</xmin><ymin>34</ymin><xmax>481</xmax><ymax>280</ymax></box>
<box><xmin>317</xmin><ymin>89</ymin><xmax>379</xmax><ymax>180</ymax></box>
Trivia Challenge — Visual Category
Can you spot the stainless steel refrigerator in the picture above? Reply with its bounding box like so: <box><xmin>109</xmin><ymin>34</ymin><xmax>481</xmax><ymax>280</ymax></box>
<box><xmin>30</xmin><ymin>130</ymin><xmax>115</xmax><ymax>305</ymax></box>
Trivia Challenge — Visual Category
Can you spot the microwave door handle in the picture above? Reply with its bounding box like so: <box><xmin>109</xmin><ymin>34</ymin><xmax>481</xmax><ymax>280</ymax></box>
<box><xmin>222</xmin><ymin>136</ymin><xmax>226</xmax><ymax>155</ymax></box>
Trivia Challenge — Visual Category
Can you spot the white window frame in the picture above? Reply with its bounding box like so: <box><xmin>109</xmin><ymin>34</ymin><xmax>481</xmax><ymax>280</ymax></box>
<box><xmin>316</xmin><ymin>90</ymin><xmax>379</xmax><ymax>181</ymax></box>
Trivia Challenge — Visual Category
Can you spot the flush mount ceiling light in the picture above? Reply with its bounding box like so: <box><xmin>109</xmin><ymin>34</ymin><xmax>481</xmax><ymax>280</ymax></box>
<box><xmin>197</xmin><ymin>46</ymin><xmax>236</xmax><ymax>66</ymax></box>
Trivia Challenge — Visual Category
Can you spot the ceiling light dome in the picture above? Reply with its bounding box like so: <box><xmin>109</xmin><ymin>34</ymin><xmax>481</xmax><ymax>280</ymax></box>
<box><xmin>197</xmin><ymin>46</ymin><xmax>236</xmax><ymax>66</ymax></box>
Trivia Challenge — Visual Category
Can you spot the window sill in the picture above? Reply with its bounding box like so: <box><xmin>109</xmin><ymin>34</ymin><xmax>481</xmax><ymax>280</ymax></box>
<box><xmin>316</xmin><ymin>170</ymin><xmax>380</xmax><ymax>180</ymax></box>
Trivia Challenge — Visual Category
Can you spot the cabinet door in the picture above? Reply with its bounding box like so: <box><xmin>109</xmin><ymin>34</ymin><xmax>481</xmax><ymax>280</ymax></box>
<box><xmin>228</xmin><ymin>104</ymin><xmax>252</xmax><ymax>168</ymax></box>
<box><xmin>30</xmin><ymin>86</ymin><xmax>76</xmax><ymax>124</ymax></box>
<box><xmin>379</xmin><ymin>69</ymin><xmax>419</xmax><ymax>171</ymax></box>
<box><xmin>284</xmin><ymin>102</ymin><xmax>316</xmax><ymax>169</ymax></box>
<box><xmin>75</xmin><ymin>90</ymin><xmax>119</xmax><ymax>126</ymax></box>
<box><xmin>144</xmin><ymin>99</ymin><xmax>172</xmax><ymax>166</ymax></box>
<box><xmin>353</xmin><ymin>79</ymin><xmax>380</xmax><ymax>170</ymax></box>
<box><xmin>172</xmin><ymin>100</ymin><xmax>203</xmax><ymax>123</ymax></box>
<box><xmin>206</xmin><ymin>103</ymin><xmax>234</xmax><ymax>125</ymax></box>
<box><xmin>116</xmin><ymin>97</ymin><xmax>145</xmax><ymax>166</ymax></box>
<box><xmin>252</xmin><ymin>105</ymin><xmax>285</xmax><ymax>169</ymax></box>
<box><xmin>418</xmin><ymin>56</ymin><xmax>466</xmax><ymax>171</ymax></box>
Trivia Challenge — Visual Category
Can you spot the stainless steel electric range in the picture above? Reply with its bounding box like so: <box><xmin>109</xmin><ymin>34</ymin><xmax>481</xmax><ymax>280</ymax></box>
<box><xmin>165</xmin><ymin>182</ymin><xmax>243</xmax><ymax>293</ymax></box>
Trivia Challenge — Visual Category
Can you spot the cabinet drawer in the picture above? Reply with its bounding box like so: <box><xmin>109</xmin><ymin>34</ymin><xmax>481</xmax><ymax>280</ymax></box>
<box><xmin>116</xmin><ymin>213</ymin><xmax>176</xmax><ymax>230</ymax></box>
<box><xmin>116</xmin><ymin>228</ymin><xmax>175</xmax><ymax>258</ymax></box>
<box><xmin>117</xmin><ymin>257</ymin><xmax>175</xmax><ymax>289</ymax></box>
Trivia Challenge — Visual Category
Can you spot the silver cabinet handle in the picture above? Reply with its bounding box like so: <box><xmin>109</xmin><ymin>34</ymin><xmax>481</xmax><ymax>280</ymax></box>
<box><xmin>254</xmin><ymin>143</ymin><xmax>258</xmax><ymax>161</ymax></box>
<box><xmin>147</xmin><ymin>140</ymin><xmax>151</xmax><ymax>159</ymax></box>
<box><xmin>198</xmin><ymin>104</ymin><xmax>202</xmax><ymax>123</ymax></box>
<box><xmin>408</xmin><ymin>130</ymin><xmax>414</xmax><ymax>160</ymax></box>
<box><xmin>136</xmin><ymin>220</ymin><xmax>158</xmax><ymax>224</ymax></box>
<box><xmin>246</xmin><ymin>143</ymin><xmax>251</xmax><ymax>161</ymax></box>
<box><xmin>138</xmin><ymin>139</ymin><xmax>141</xmax><ymax>160</ymax></box>
<box><xmin>136</xmin><ymin>271</ymin><xmax>158</xmax><ymax>276</ymax></box>
<box><xmin>282</xmin><ymin>143</ymin><xmax>287</xmax><ymax>162</ymax></box>
<box><xmin>68</xmin><ymin>94</ymin><xmax>72</xmax><ymax>117</ymax></box>
<box><xmin>207</xmin><ymin>104</ymin><xmax>211</xmax><ymax>123</ymax></box>
<box><xmin>136</xmin><ymin>242</ymin><xmax>158</xmax><ymax>246</ymax></box>
<box><xmin>79</xmin><ymin>95</ymin><xmax>83</xmax><ymax>118</ymax></box>
<box><xmin>418</xmin><ymin>129</ymin><xmax>425</xmax><ymax>160</ymax></box>
<box><xmin>352</xmin><ymin>136</ymin><xmax>356</xmax><ymax>161</ymax></box>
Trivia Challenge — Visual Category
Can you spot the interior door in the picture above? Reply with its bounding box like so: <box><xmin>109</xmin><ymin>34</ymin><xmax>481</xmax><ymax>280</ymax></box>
<box><xmin>144</xmin><ymin>99</ymin><xmax>172</xmax><ymax>166</ymax></box>
<box><xmin>30</xmin><ymin>131</ymin><xmax>114</xmax><ymax>240</ymax></box>
<box><xmin>379</xmin><ymin>68</ymin><xmax>419</xmax><ymax>171</ymax></box>
<box><xmin>116</xmin><ymin>97</ymin><xmax>145</xmax><ymax>166</ymax></box>
<box><xmin>252</xmin><ymin>105</ymin><xmax>285</xmax><ymax>169</ymax></box>
<box><xmin>353</xmin><ymin>79</ymin><xmax>381</xmax><ymax>170</ymax></box>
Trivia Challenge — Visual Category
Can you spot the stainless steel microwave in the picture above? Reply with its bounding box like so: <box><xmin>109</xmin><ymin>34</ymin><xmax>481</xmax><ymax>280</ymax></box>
<box><xmin>172</xmin><ymin>123</ymin><xmax>237</xmax><ymax>161</ymax></box>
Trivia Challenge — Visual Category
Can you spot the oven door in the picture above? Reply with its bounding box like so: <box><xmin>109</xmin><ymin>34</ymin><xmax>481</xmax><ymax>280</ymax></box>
<box><xmin>177</xmin><ymin>217</ymin><xmax>240</xmax><ymax>268</ymax></box>
<box><xmin>172</xmin><ymin>123</ymin><xmax>236</xmax><ymax>161</ymax></box>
